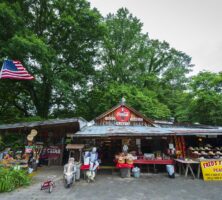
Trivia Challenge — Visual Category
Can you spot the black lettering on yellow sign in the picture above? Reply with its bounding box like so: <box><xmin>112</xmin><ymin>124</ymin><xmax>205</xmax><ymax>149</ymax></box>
<box><xmin>201</xmin><ymin>160</ymin><xmax>222</xmax><ymax>181</ymax></box>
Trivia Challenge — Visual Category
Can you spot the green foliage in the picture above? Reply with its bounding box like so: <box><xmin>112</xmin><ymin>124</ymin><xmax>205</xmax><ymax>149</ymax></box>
<box><xmin>0</xmin><ymin>3</ymin><xmax>221</xmax><ymax>126</ymax></box>
<box><xmin>0</xmin><ymin>168</ymin><xmax>30</xmax><ymax>192</ymax></box>
<box><xmin>0</xmin><ymin>135</ymin><xmax>5</xmax><ymax>151</ymax></box>
<box><xmin>0</xmin><ymin>133</ymin><xmax>25</xmax><ymax>151</ymax></box>
<box><xmin>100</xmin><ymin>8</ymin><xmax>192</xmax><ymax>87</ymax></box>
<box><xmin>187</xmin><ymin>72</ymin><xmax>222</xmax><ymax>125</ymax></box>
<box><xmin>83</xmin><ymin>8</ymin><xmax>192</xmax><ymax>121</ymax></box>
<box><xmin>75</xmin><ymin>83</ymin><xmax>171</xmax><ymax>120</ymax></box>
<box><xmin>0</xmin><ymin>0</ymin><xmax>104</xmax><ymax>119</ymax></box>
<box><xmin>100</xmin><ymin>8</ymin><xmax>150</xmax><ymax>84</ymax></box>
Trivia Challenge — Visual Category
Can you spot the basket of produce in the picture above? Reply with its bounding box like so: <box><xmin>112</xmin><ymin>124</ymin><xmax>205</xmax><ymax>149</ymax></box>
<box><xmin>125</xmin><ymin>153</ymin><xmax>136</xmax><ymax>164</ymax></box>
<box><xmin>118</xmin><ymin>157</ymin><xmax>125</xmax><ymax>164</ymax></box>
<box><xmin>126</xmin><ymin>159</ymin><xmax>133</xmax><ymax>164</ymax></box>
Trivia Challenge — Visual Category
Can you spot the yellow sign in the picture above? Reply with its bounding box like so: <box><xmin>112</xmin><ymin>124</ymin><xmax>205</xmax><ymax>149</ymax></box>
<box><xmin>200</xmin><ymin>160</ymin><xmax>222</xmax><ymax>181</ymax></box>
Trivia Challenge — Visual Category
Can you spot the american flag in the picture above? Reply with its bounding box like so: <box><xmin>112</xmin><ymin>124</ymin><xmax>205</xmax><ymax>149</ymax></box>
<box><xmin>0</xmin><ymin>60</ymin><xmax>34</xmax><ymax>80</ymax></box>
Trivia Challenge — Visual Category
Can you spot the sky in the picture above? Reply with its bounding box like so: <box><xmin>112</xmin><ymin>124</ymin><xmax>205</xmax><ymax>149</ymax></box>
<box><xmin>89</xmin><ymin>0</ymin><xmax>222</xmax><ymax>75</ymax></box>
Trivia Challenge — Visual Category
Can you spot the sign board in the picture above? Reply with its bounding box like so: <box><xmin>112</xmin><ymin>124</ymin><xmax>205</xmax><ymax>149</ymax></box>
<box><xmin>115</xmin><ymin>107</ymin><xmax>131</xmax><ymax>122</ymax></box>
<box><xmin>116</xmin><ymin>122</ymin><xmax>130</xmax><ymax>126</ymax></box>
<box><xmin>105</xmin><ymin>117</ymin><xmax>115</xmax><ymax>120</ymax></box>
<box><xmin>136</xmin><ymin>139</ymin><xmax>141</xmax><ymax>145</ymax></box>
<box><xmin>169</xmin><ymin>143</ymin><xmax>174</xmax><ymax>149</ymax></box>
<box><xmin>130</xmin><ymin>118</ymin><xmax>143</xmax><ymax>122</ymax></box>
<box><xmin>41</xmin><ymin>146</ymin><xmax>61</xmax><ymax>159</ymax></box>
<box><xmin>200</xmin><ymin>160</ymin><xmax>222</xmax><ymax>181</ymax></box>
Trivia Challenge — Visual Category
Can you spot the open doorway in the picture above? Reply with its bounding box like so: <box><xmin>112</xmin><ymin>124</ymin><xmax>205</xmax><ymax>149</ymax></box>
<box><xmin>97</xmin><ymin>139</ymin><xmax>122</xmax><ymax>166</ymax></box>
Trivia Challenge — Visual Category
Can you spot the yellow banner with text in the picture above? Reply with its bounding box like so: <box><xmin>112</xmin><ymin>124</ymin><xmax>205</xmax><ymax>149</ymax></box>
<box><xmin>200</xmin><ymin>160</ymin><xmax>222</xmax><ymax>181</ymax></box>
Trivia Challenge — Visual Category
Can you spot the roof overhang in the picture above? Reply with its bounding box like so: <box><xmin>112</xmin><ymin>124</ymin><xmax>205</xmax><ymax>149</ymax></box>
<box><xmin>74</xmin><ymin>125</ymin><xmax>222</xmax><ymax>137</ymax></box>
<box><xmin>74</xmin><ymin>125</ymin><xmax>173</xmax><ymax>138</ymax></box>
<box><xmin>0</xmin><ymin>117</ymin><xmax>87</xmax><ymax>132</ymax></box>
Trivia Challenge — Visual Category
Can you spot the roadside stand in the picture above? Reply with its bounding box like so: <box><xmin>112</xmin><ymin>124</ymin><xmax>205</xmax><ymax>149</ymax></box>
<box><xmin>2</xmin><ymin>98</ymin><xmax>222</xmax><ymax>183</ymax></box>
<box><xmin>173</xmin><ymin>141</ymin><xmax>222</xmax><ymax>181</ymax></box>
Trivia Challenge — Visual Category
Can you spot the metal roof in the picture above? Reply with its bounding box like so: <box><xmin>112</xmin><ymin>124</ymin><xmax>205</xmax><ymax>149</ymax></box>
<box><xmin>0</xmin><ymin>117</ymin><xmax>87</xmax><ymax>131</ymax></box>
<box><xmin>167</xmin><ymin>127</ymin><xmax>222</xmax><ymax>135</ymax></box>
<box><xmin>74</xmin><ymin>125</ymin><xmax>222</xmax><ymax>137</ymax></box>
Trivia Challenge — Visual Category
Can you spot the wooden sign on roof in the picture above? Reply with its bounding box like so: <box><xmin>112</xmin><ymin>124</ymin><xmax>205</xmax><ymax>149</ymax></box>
<box><xmin>95</xmin><ymin>103</ymin><xmax>155</xmax><ymax>127</ymax></box>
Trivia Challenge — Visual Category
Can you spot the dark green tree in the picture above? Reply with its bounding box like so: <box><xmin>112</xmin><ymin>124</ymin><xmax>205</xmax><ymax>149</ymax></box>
<box><xmin>0</xmin><ymin>0</ymin><xmax>104</xmax><ymax>120</ymax></box>
<box><xmin>75</xmin><ymin>83</ymin><xmax>171</xmax><ymax>120</ymax></box>
<box><xmin>90</xmin><ymin>8</ymin><xmax>192</xmax><ymax>121</ymax></box>
<box><xmin>188</xmin><ymin>72</ymin><xmax>222</xmax><ymax>125</ymax></box>
<box><xmin>100</xmin><ymin>8</ymin><xmax>192</xmax><ymax>86</ymax></box>
<box><xmin>100</xmin><ymin>8</ymin><xmax>150</xmax><ymax>84</ymax></box>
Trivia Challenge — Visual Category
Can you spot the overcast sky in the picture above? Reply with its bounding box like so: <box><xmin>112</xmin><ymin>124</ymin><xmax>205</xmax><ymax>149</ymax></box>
<box><xmin>89</xmin><ymin>0</ymin><xmax>222</xmax><ymax>75</ymax></box>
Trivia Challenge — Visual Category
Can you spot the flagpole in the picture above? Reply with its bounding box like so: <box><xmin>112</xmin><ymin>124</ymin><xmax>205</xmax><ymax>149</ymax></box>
<box><xmin>0</xmin><ymin>57</ymin><xmax>8</xmax><ymax>79</ymax></box>
<box><xmin>0</xmin><ymin>60</ymin><xmax>5</xmax><ymax>79</ymax></box>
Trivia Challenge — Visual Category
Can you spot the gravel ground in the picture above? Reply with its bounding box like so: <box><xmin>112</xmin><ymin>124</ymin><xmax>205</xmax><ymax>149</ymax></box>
<box><xmin>0</xmin><ymin>166</ymin><xmax>221</xmax><ymax>200</ymax></box>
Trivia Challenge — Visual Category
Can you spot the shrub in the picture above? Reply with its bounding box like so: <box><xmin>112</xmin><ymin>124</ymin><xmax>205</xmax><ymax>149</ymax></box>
<box><xmin>0</xmin><ymin>167</ymin><xmax>30</xmax><ymax>192</ymax></box>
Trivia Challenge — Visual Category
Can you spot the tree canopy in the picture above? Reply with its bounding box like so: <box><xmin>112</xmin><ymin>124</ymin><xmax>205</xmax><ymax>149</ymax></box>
<box><xmin>0</xmin><ymin>0</ymin><xmax>104</xmax><ymax>119</ymax></box>
<box><xmin>0</xmin><ymin>3</ymin><xmax>221</xmax><ymax>126</ymax></box>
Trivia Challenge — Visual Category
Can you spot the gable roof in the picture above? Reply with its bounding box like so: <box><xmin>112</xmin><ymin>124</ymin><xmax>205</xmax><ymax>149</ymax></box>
<box><xmin>95</xmin><ymin>103</ymin><xmax>156</xmax><ymax>127</ymax></box>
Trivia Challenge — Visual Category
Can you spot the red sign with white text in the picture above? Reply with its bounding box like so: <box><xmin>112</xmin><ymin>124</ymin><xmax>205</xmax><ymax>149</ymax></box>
<box><xmin>40</xmin><ymin>146</ymin><xmax>61</xmax><ymax>159</ymax></box>
<box><xmin>115</xmin><ymin>107</ymin><xmax>131</xmax><ymax>122</ymax></box>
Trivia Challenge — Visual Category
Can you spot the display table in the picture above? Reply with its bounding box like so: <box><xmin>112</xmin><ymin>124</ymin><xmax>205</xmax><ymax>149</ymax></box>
<box><xmin>80</xmin><ymin>164</ymin><xmax>99</xmax><ymax>179</ymax></box>
<box><xmin>134</xmin><ymin>159</ymin><xmax>174</xmax><ymax>165</ymax></box>
<box><xmin>133</xmin><ymin>159</ymin><xmax>174</xmax><ymax>173</ymax></box>
<box><xmin>80</xmin><ymin>164</ymin><xmax>90</xmax><ymax>170</ymax></box>
<box><xmin>80</xmin><ymin>165</ymin><xmax>89</xmax><ymax>180</ymax></box>
<box><xmin>174</xmin><ymin>159</ymin><xmax>200</xmax><ymax>179</ymax></box>
<box><xmin>116</xmin><ymin>163</ymin><xmax>133</xmax><ymax>178</ymax></box>
<box><xmin>116</xmin><ymin>163</ymin><xmax>134</xmax><ymax>169</ymax></box>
